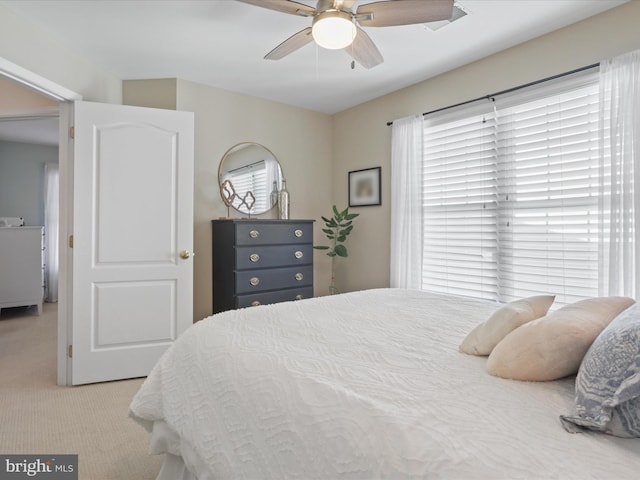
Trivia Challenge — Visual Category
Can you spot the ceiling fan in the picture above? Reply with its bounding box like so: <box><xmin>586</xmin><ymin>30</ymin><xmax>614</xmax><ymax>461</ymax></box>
<box><xmin>237</xmin><ymin>0</ymin><xmax>455</xmax><ymax>69</ymax></box>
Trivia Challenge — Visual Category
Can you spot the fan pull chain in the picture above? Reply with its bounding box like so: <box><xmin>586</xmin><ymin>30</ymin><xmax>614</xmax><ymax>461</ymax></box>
<box><xmin>350</xmin><ymin>27</ymin><xmax>355</xmax><ymax>70</ymax></box>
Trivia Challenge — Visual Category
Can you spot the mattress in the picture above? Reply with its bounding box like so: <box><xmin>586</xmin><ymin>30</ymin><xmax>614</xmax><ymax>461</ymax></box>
<box><xmin>129</xmin><ymin>288</ymin><xmax>640</xmax><ymax>479</ymax></box>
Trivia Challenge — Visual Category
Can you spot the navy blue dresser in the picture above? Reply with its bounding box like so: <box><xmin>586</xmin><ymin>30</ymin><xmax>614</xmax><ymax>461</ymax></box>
<box><xmin>212</xmin><ymin>219</ymin><xmax>314</xmax><ymax>313</ymax></box>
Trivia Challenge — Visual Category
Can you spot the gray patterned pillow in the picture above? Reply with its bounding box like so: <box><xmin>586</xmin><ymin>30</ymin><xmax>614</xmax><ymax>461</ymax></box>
<box><xmin>560</xmin><ymin>302</ymin><xmax>640</xmax><ymax>437</ymax></box>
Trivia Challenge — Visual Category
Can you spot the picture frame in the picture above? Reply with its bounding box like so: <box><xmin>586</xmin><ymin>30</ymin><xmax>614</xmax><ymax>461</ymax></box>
<box><xmin>348</xmin><ymin>167</ymin><xmax>381</xmax><ymax>207</ymax></box>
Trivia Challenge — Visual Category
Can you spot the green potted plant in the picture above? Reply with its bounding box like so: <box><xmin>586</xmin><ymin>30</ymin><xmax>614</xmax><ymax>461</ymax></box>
<box><xmin>314</xmin><ymin>205</ymin><xmax>359</xmax><ymax>295</ymax></box>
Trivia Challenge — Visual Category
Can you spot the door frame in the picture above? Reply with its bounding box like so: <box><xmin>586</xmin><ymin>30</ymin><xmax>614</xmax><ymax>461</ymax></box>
<box><xmin>0</xmin><ymin>57</ymin><xmax>82</xmax><ymax>385</ymax></box>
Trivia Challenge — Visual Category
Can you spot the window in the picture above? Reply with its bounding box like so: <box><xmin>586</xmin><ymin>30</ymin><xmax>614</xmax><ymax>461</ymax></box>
<box><xmin>421</xmin><ymin>72</ymin><xmax>603</xmax><ymax>305</ymax></box>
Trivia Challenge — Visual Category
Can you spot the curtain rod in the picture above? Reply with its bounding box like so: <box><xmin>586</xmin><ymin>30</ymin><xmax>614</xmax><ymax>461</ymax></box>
<box><xmin>386</xmin><ymin>62</ymin><xmax>600</xmax><ymax>126</ymax></box>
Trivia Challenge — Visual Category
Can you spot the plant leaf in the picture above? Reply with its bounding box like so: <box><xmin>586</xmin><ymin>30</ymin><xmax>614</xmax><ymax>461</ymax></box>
<box><xmin>313</xmin><ymin>245</ymin><xmax>329</xmax><ymax>250</ymax></box>
<box><xmin>345</xmin><ymin>213</ymin><xmax>359</xmax><ymax>220</ymax></box>
<box><xmin>334</xmin><ymin>244</ymin><xmax>348</xmax><ymax>257</ymax></box>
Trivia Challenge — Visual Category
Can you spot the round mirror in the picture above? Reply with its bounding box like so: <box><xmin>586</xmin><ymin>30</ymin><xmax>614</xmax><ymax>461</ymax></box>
<box><xmin>218</xmin><ymin>142</ymin><xmax>284</xmax><ymax>215</ymax></box>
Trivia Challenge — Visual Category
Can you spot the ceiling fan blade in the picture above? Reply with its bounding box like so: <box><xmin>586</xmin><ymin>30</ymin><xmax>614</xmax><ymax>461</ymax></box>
<box><xmin>343</xmin><ymin>26</ymin><xmax>383</xmax><ymax>69</ymax></box>
<box><xmin>237</xmin><ymin>0</ymin><xmax>316</xmax><ymax>17</ymax></box>
<box><xmin>265</xmin><ymin>27</ymin><xmax>314</xmax><ymax>60</ymax></box>
<box><xmin>357</xmin><ymin>0</ymin><xmax>454</xmax><ymax>27</ymax></box>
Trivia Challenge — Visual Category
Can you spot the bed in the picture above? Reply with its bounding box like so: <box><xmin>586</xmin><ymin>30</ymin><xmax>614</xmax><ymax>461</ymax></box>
<box><xmin>129</xmin><ymin>288</ymin><xmax>640</xmax><ymax>479</ymax></box>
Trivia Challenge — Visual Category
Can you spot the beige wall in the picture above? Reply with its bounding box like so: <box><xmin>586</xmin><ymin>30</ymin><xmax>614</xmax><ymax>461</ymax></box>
<box><xmin>0</xmin><ymin>4</ymin><xmax>121</xmax><ymax>102</ymax></box>
<box><xmin>332</xmin><ymin>1</ymin><xmax>640</xmax><ymax>293</ymax></box>
<box><xmin>123</xmin><ymin>79</ymin><xmax>177</xmax><ymax>110</ymax></box>
<box><xmin>125</xmin><ymin>79</ymin><xmax>334</xmax><ymax>321</ymax></box>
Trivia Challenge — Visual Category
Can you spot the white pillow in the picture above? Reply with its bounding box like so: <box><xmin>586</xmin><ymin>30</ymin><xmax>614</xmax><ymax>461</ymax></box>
<box><xmin>487</xmin><ymin>296</ymin><xmax>635</xmax><ymax>382</ymax></box>
<box><xmin>459</xmin><ymin>295</ymin><xmax>555</xmax><ymax>356</ymax></box>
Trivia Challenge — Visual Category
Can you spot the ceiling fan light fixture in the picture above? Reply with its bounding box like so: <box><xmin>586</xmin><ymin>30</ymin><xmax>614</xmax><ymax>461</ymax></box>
<box><xmin>311</xmin><ymin>10</ymin><xmax>357</xmax><ymax>50</ymax></box>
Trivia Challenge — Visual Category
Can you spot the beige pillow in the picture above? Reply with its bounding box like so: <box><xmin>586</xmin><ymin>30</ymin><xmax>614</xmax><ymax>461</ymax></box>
<box><xmin>459</xmin><ymin>295</ymin><xmax>555</xmax><ymax>356</ymax></box>
<box><xmin>487</xmin><ymin>296</ymin><xmax>635</xmax><ymax>381</ymax></box>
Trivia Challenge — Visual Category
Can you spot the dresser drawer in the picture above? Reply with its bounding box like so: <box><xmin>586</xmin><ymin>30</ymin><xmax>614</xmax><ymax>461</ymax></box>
<box><xmin>236</xmin><ymin>222</ymin><xmax>312</xmax><ymax>246</ymax></box>
<box><xmin>236</xmin><ymin>265</ymin><xmax>313</xmax><ymax>294</ymax></box>
<box><xmin>236</xmin><ymin>244</ymin><xmax>312</xmax><ymax>270</ymax></box>
<box><xmin>236</xmin><ymin>286</ymin><xmax>313</xmax><ymax>308</ymax></box>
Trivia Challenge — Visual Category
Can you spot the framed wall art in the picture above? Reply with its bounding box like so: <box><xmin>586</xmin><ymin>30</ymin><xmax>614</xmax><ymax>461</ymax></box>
<box><xmin>348</xmin><ymin>167</ymin><xmax>381</xmax><ymax>207</ymax></box>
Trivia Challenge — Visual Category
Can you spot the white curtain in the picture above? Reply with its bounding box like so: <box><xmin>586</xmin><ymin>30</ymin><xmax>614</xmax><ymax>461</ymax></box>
<box><xmin>44</xmin><ymin>163</ymin><xmax>59</xmax><ymax>302</ymax></box>
<box><xmin>599</xmin><ymin>49</ymin><xmax>640</xmax><ymax>299</ymax></box>
<box><xmin>390</xmin><ymin>115</ymin><xmax>424</xmax><ymax>288</ymax></box>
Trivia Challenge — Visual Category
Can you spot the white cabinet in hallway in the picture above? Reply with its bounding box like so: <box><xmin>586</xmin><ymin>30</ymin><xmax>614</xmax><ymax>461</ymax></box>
<box><xmin>0</xmin><ymin>226</ymin><xmax>44</xmax><ymax>315</ymax></box>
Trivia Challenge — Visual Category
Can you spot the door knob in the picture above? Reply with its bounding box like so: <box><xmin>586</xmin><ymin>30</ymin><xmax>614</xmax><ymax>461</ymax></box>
<box><xmin>180</xmin><ymin>250</ymin><xmax>191</xmax><ymax>259</ymax></box>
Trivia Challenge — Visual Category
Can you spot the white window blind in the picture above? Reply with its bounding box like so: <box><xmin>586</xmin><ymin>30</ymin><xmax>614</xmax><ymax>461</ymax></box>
<box><xmin>422</xmin><ymin>107</ymin><xmax>498</xmax><ymax>299</ymax></box>
<box><xmin>422</xmin><ymin>71</ymin><xmax>603</xmax><ymax>305</ymax></box>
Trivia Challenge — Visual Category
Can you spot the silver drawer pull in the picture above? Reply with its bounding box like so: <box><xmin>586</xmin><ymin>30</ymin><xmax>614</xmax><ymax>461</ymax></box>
<box><xmin>294</xmin><ymin>229</ymin><xmax>303</xmax><ymax>238</ymax></box>
<box><xmin>295</xmin><ymin>273</ymin><xmax>304</xmax><ymax>281</ymax></box>
<box><xmin>249</xmin><ymin>253</ymin><xmax>260</xmax><ymax>263</ymax></box>
<box><xmin>249</xmin><ymin>229</ymin><xmax>259</xmax><ymax>239</ymax></box>
<box><xmin>295</xmin><ymin>294</ymin><xmax>304</xmax><ymax>300</ymax></box>
<box><xmin>250</xmin><ymin>277</ymin><xmax>260</xmax><ymax>286</ymax></box>
<box><xmin>294</xmin><ymin>250</ymin><xmax>303</xmax><ymax>259</ymax></box>
<box><xmin>251</xmin><ymin>300</ymin><xmax>261</xmax><ymax>307</ymax></box>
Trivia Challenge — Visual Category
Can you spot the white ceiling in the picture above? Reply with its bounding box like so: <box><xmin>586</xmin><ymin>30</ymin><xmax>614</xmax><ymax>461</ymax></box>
<box><xmin>0</xmin><ymin>0</ymin><xmax>628</xmax><ymax>146</ymax></box>
<box><xmin>0</xmin><ymin>0</ymin><xmax>628</xmax><ymax>116</ymax></box>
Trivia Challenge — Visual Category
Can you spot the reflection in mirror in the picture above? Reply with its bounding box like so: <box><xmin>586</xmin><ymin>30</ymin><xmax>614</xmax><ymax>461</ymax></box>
<box><xmin>218</xmin><ymin>142</ymin><xmax>283</xmax><ymax>215</ymax></box>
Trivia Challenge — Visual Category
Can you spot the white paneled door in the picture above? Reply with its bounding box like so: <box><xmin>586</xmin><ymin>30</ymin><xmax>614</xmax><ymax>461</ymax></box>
<box><xmin>70</xmin><ymin>101</ymin><xmax>194</xmax><ymax>385</ymax></box>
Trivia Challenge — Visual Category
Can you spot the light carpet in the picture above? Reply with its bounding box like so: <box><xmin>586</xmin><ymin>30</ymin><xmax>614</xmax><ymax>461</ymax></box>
<box><xmin>0</xmin><ymin>303</ymin><xmax>160</xmax><ymax>479</ymax></box>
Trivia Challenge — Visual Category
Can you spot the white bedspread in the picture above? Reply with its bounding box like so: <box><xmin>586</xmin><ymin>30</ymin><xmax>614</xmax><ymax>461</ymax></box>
<box><xmin>130</xmin><ymin>288</ymin><xmax>640</xmax><ymax>479</ymax></box>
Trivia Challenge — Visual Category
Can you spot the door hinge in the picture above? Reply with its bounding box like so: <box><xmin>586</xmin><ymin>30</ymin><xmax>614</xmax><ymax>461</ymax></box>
<box><xmin>68</xmin><ymin>345</ymin><xmax>73</xmax><ymax>358</ymax></box>
<box><xmin>69</xmin><ymin>235</ymin><xmax>74</xmax><ymax>248</ymax></box>
<box><xmin>69</xmin><ymin>126</ymin><xmax>75</xmax><ymax>139</ymax></box>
